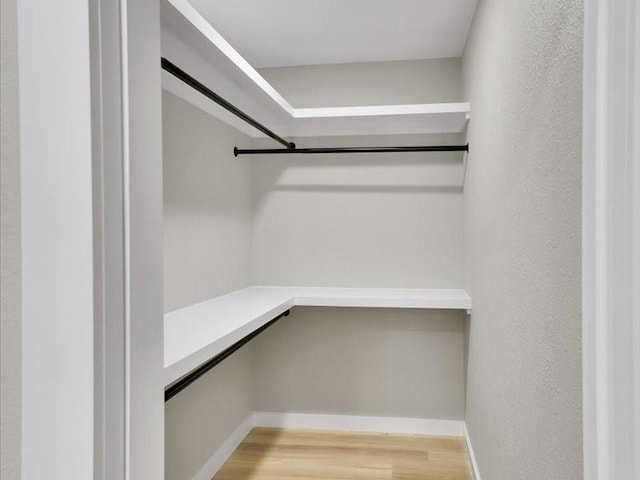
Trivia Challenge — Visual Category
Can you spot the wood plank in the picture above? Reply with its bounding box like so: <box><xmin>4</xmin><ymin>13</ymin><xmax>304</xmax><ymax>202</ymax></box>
<box><xmin>214</xmin><ymin>428</ymin><xmax>472</xmax><ymax>480</ymax></box>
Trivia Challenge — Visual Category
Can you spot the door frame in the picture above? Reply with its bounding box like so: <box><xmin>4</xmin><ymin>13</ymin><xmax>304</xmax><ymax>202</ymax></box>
<box><xmin>91</xmin><ymin>0</ymin><xmax>165</xmax><ymax>478</ymax></box>
<box><xmin>17</xmin><ymin>0</ymin><xmax>640</xmax><ymax>478</ymax></box>
<box><xmin>582</xmin><ymin>1</ymin><xmax>640</xmax><ymax>479</ymax></box>
<box><xmin>18</xmin><ymin>0</ymin><xmax>164</xmax><ymax>478</ymax></box>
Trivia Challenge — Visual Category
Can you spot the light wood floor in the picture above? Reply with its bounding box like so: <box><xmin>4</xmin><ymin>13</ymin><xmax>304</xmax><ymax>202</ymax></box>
<box><xmin>214</xmin><ymin>428</ymin><xmax>473</xmax><ymax>480</ymax></box>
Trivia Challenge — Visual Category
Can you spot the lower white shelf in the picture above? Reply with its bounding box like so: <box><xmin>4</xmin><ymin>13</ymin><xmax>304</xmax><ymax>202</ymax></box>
<box><xmin>164</xmin><ymin>286</ymin><xmax>472</xmax><ymax>386</ymax></box>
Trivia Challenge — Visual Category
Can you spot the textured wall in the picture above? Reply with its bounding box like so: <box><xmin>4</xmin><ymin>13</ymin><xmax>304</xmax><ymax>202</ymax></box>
<box><xmin>1</xmin><ymin>0</ymin><xmax>21</xmax><ymax>477</ymax></box>
<box><xmin>463</xmin><ymin>1</ymin><xmax>583</xmax><ymax>479</ymax></box>
<box><xmin>259</xmin><ymin>58</ymin><xmax>463</xmax><ymax>107</ymax></box>
<box><xmin>163</xmin><ymin>92</ymin><xmax>255</xmax><ymax>480</ymax></box>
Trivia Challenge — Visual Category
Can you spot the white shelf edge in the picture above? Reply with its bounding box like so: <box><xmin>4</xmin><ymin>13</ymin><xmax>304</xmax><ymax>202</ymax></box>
<box><xmin>293</xmin><ymin>102</ymin><xmax>471</xmax><ymax>119</ymax></box>
<box><xmin>164</xmin><ymin>299</ymin><xmax>294</xmax><ymax>386</ymax></box>
<box><xmin>164</xmin><ymin>286</ymin><xmax>472</xmax><ymax>386</ymax></box>
<box><xmin>166</xmin><ymin>0</ymin><xmax>295</xmax><ymax>116</ymax></box>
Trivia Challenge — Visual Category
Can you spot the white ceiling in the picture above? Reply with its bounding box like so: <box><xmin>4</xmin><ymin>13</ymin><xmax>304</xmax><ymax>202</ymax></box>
<box><xmin>187</xmin><ymin>0</ymin><xmax>478</xmax><ymax>69</ymax></box>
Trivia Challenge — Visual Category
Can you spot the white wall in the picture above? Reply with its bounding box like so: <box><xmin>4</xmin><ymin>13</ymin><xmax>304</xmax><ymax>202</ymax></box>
<box><xmin>163</xmin><ymin>92</ymin><xmax>255</xmax><ymax>480</ymax></box>
<box><xmin>163</xmin><ymin>41</ymin><xmax>469</xmax><ymax>476</ymax></box>
<box><xmin>249</xmin><ymin>132</ymin><xmax>467</xmax><ymax>418</ymax></box>
<box><xmin>259</xmin><ymin>57</ymin><xmax>463</xmax><ymax>107</ymax></box>
<box><xmin>161</xmin><ymin>51</ymin><xmax>469</xmax><ymax>471</ymax></box>
<box><xmin>463</xmin><ymin>1</ymin><xmax>583</xmax><ymax>479</ymax></box>
<box><xmin>253</xmin><ymin>307</ymin><xmax>465</xmax><ymax>419</ymax></box>
<box><xmin>251</xmin><ymin>133</ymin><xmax>465</xmax><ymax>288</ymax></box>
<box><xmin>163</xmin><ymin>91</ymin><xmax>254</xmax><ymax>312</ymax></box>
<box><xmin>1</xmin><ymin>0</ymin><xmax>21</xmax><ymax>477</ymax></box>
<box><xmin>165</xmin><ymin>349</ymin><xmax>253</xmax><ymax>480</ymax></box>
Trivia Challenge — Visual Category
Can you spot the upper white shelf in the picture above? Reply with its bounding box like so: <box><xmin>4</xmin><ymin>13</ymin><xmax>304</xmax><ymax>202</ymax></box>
<box><xmin>161</xmin><ymin>0</ymin><xmax>471</xmax><ymax>138</ymax></box>
<box><xmin>288</xmin><ymin>103</ymin><xmax>470</xmax><ymax>137</ymax></box>
<box><xmin>164</xmin><ymin>286</ymin><xmax>472</xmax><ymax>386</ymax></box>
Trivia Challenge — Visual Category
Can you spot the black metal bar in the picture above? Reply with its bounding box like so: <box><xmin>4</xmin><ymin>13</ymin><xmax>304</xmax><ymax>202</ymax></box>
<box><xmin>165</xmin><ymin>310</ymin><xmax>291</xmax><ymax>402</ymax></box>
<box><xmin>234</xmin><ymin>144</ymin><xmax>469</xmax><ymax>156</ymax></box>
<box><xmin>161</xmin><ymin>57</ymin><xmax>295</xmax><ymax>150</ymax></box>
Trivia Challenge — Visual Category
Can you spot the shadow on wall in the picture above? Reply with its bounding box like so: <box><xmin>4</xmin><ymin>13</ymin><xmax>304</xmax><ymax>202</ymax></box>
<box><xmin>271</xmin><ymin>185</ymin><xmax>463</xmax><ymax>193</ymax></box>
<box><xmin>250</xmin><ymin>154</ymin><xmax>466</xmax><ymax>204</ymax></box>
<box><xmin>249</xmin><ymin>133</ymin><xmax>467</xmax><ymax>205</ymax></box>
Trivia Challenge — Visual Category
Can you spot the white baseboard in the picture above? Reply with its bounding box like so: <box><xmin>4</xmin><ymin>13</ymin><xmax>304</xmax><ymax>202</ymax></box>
<box><xmin>193</xmin><ymin>412</ymin><xmax>472</xmax><ymax>480</ymax></box>
<box><xmin>464</xmin><ymin>424</ymin><xmax>482</xmax><ymax>480</ymax></box>
<box><xmin>253</xmin><ymin>411</ymin><xmax>465</xmax><ymax>437</ymax></box>
<box><xmin>191</xmin><ymin>415</ymin><xmax>253</xmax><ymax>480</ymax></box>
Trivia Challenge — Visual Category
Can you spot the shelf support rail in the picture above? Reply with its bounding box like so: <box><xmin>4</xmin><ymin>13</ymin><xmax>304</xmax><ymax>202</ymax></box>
<box><xmin>164</xmin><ymin>309</ymin><xmax>291</xmax><ymax>402</ymax></box>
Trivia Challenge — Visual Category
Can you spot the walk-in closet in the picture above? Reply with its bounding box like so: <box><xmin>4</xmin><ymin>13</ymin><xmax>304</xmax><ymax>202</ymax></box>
<box><xmin>10</xmin><ymin>0</ymin><xmax>621</xmax><ymax>478</ymax></box>
<box><xmin>159</xmin><ymin>1</ymin><xmax>581</xmax><ymax>479</ymax></box>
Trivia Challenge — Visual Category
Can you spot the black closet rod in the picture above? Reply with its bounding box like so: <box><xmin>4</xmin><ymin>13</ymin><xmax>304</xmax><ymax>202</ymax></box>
<box><xmin>164</xmin><ymin>310</ymin><xmax>290</xmax><ymax>402</ymax></box>
<box><xmin>161</xmin><ymin>57</ymin><xmax>296</xmax><ymax>150</ymax></box>
<box><xmin>234</xmin><ymin>144</ymin><xmax>469</xmax><ymax>156</ymax></box>
<box><xmin>161</xmin><ymin>57</ymin><xmax>469</xmax><ymax>157</ymax></box>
